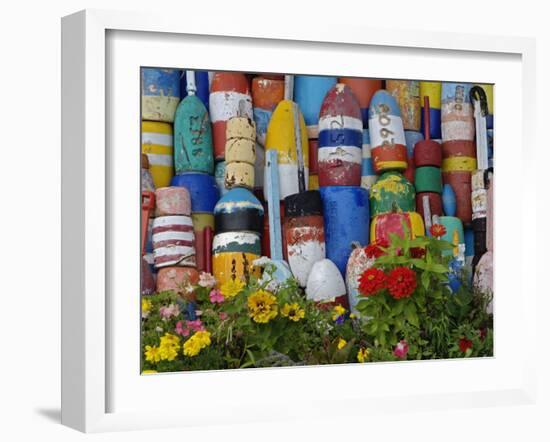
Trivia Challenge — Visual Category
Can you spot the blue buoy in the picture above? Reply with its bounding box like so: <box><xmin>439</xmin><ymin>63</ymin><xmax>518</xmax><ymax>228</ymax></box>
<box><xmin>442</xmin><ymin>184</ymin><xmax>457</xmax><ymax>216</ymax></box>
<box><xmin>170</xmin><ymin>173</ymin><xmax>219</xmax><ymax>214</ymax></box>
<box><xmin>319</xmin><ymin>186</ymin><xmax>370</xmax><ymax>276</ymax></box>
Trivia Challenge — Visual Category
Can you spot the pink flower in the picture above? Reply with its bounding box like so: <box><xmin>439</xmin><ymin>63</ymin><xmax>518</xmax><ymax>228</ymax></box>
<box><xmin>187</xmin><ymin>319</ymin><xmax>205</xmax><ymax>332</ymax></box>
<box><xmin>219</xmin><ymin>312</ymin><xmax>228</xmax><ymax>320</ymax></box>
<box><xmin>209</xmin><ymin>289</ymin><xmax>225</xmax><ymax>304</ymax></box>
<box><xmin>159</xmin><ymin>303</ymin><xmax>180</xmax><ymax>320</ymax></box>
<box><xmin>175</xmin><ymin>320</ymin><xmax>190</xmax><ymax>336</ymax></box>
<box><xmin>393</xmin><ymin>340</ymin><xmax>409</xmax><ymax>359</ymax></box>
<box><xmin>198</xmin><ymin>272</ymin><xmax>217</xmax><ymax>288</ymax></box>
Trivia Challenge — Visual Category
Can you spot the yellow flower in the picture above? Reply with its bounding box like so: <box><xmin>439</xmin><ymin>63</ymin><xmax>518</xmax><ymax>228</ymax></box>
<box><xmin>220</xmin><ymin>278</ymin><xmax>245</xmax><ymax>299</ymax></box>
<box><xmin>141</xmin><ymin>298</ymin><xmax>152</xmax><ymax>318</ymax></box>
<box><xmin>349</xmin><ymin>313</ymin><xmax>356</xmax><ymax>319</ymax></box>
<box><xmin>357</xmin><ymin>347</ymin><xmax>370</xmax><ymax>363</ymax></box>
<box><xmin>337</xmin><ymin>338</ymin><xmax>347</xmax><ymax>350</ymax></box>
<box><xmin>183</xmin><ymin>330</ymin><xmax>212</xmax><ymax>357</ymax></box>
<box><xmin>281</xmin><ymin>303</ymin><xmax>305</xmax><ymax>322</ymax></box>
<box><xmin>141</xmin><ymin>370</ymin><xmax>157</xmax><ymax>374</ymax></box>
<box><xmin>158</xmin><ymin>333</ymin><xmax>180</xmax><ymax>361</ymax></box>
<box><xmin>332</xmin><ymin>305</ymin><xmax>346</xmax><ymax>321</ymax></box>
<box><xmin>144</xmin><ymin>345</ymin><xmax>161</xmax><ymax>363</ymax></box>
<box><xmin>247</xmin><ymin>290</ymin><xmax>278</xmax><ymax>323</ymax></box>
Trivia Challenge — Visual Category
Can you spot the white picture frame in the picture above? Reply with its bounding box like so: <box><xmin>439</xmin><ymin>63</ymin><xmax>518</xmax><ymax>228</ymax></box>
<box><xmin>61</xmin><ymin>9</ymin><xmax>537</xmax><ymax>433</ymax></box>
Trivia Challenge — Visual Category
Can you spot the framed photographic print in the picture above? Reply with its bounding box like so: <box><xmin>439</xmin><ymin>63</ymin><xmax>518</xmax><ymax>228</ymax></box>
<box><xmin>61</xmin><ymin>9</ymin><xmax>537</xmax><ymax>433</ymax></box>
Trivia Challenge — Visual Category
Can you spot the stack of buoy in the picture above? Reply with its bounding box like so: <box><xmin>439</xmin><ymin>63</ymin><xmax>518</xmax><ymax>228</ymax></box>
<box><xmin>294</xmin><ymin>76</ymin><xmax>337</xmax><ymax>190</ymax></box>
<box><xmin>212</xmin><ymin>188</ymin><xmax>264</xmax><ymax>285</ymax></box>
<box><xmin>152</xmin><ymin>187</ymin><xmax>198</xmax><ymax>292</ymax></box>
<box><xmin>414</xmin><ymin>97</ymin><xmax>444</xmax><ymax>229</ymax></box>
<box><xmin>441</xmin><ymin>83</ymin><xmax>476</xmax><ymax>225</ymax></box>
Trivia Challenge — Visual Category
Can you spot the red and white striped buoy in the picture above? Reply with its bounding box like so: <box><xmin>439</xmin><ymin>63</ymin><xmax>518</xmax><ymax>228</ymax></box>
<box><xmin>152</xmin><ymin>215</ymin><xmax>196</xmax><ymax>268</ymax></box>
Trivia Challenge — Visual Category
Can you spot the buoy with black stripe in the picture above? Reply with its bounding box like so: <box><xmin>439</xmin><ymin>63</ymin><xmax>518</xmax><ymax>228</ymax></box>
<box><xmin>368</xmin><ymin>90</ymin><xmax>408</xmax><ymax>173</ymax></box>
<box><xmin>209</xmin><ymin>72</ymin><xmax>252</xmax><ymax>160</ymax></box>
<box><xmin>317</xmin><ymin>83</ymin><xmax>363</xmax><ymax>187</ymax></box>
<box><xmin>212</xmin><ymin>188</ymin><xmax>263</xmax><ymax>285</ymax></box>
<box><xmin>141</xmin><ymin>68</ymin><xmax>181</xmax><ymax>123</ymax></box>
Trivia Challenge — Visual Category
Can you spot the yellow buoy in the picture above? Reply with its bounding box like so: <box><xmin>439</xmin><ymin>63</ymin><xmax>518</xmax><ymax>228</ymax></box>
<box><xmin>141</xmin><ymin>121</ymin><xmax>174</xmax><ymax>188</ymax></box>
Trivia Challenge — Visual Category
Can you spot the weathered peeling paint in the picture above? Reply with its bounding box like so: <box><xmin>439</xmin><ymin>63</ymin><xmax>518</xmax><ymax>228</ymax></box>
<box><xmin>154</xmin><ymin>186</ymin><xmax>191</xmax><ymax>217</ymax></box>
<box><xmin>370</xmin><ymin>171</ymin><xmax>416</xmax><ymax>216</ymax></box>
<box><xmin>386</xmin><ymin>80</ymin><xmax>421</xmax><ymax>131</ymax></box>
<box><xmin>346</xmin><ymin>245</ymin><xmax>375</xmax><ymax>314</ymax></box>
<box><xmin>152</xmin><ymin>215</ymin><xmax>196</xmax><ymax>268</ymax></box>
<box><xmin>141</xmin><ymin>68</ymin><xmax>181</xmax><ymax>123</ymax></box>
<box><xmin>441</xmin><ymin>82</ymin><xmax>474</xmax><ymax>142</ymax></box>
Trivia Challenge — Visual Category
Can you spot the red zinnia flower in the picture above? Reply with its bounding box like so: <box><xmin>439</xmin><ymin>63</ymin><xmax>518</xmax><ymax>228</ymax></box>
<box><xmin>459</xmin><ymin>337</ymin><xmax>473</xmax><ymax>353</ymax></box>
<box><xmin>386</xmin><ymin>266</ymin><xmax>417</xmax><ymax>299</ymax></box>
<box><xmin>364</xmin><ymin>243</ymin><xmax>384</xmax><ymax>259</ymax></box>
<box><xmin>410</xmin><ymin>247</ymin><xmax>426</xmax><ymax>259</ymax></box>
<box><xmin>358</xmin><ymin>268</ymin><xmax>387</xmax><ymax>297</ymax></box>
<box><xmin>429</xmin><ymin>224</ymin><xmax>447</xmax><ymax>238</ymax></box>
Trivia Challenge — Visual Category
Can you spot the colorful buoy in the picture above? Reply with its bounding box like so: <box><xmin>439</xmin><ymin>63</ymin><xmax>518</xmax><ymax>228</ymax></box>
<box><xmin>209</xmin><ymin>72</ymin><xmax>252</xmax><ymax>160</ymax></box>
<box><xmin>370</xmin><ymin>211</ymin><xmax>425</xmax><ymax>245</ymax></box>
<box><xmin>317</xmin><ymin>83</ymin><xmax>363</xmax><ymax>187</ymax></box>
<box><xmin>420</xmin><ymin>82</ymin><xmax>442</xmax><ymax>139</ymax></box>
<box><xmin>154</xmin><ymin>186</ymin><xmax>191</xmax><ymax>217</ymax></box>
<box><xmin>214</xmin><ymin>161</ymin><xmax>229</xmax><ymax>196</ymax></box>
<box><xmin>369</xmin><ymin>171</ymin><xmax>416</xmax><ymax>217</ymax></box>
<box><xmin>441</xmin><ymin>83</ymin><xmax>474</xmax><ymax>142</ymax></box>
<box><xmin>346</xmin><ymin>244</ymin><xmax>375</xmax><ymax>314</ymax></box>
<box><xmin>294</xmin><ymin>75</ymin><xmax>337</xmax><ymax>138</ymax></box>
<box><xmin>224</xmin><ymin>116</ymin><xmax>256</xmax><ymax>190</ymax></box>
<box><xmin>320</xmin><ymin>186</ymin><xmax>370</xmax><ymax>276</ymax></box>
<box><xmin>141</xmin><ymin>68</ymin><xmax>181</xmax><ymax>123</ymax></box>
<box><xmin>141</xmin><ymin>121</ymin><xmax>174</xmax><ymax>189</ymax></box>
<box><xmin>368</xmin><ymin>90</ymin><xmax>408</xmax><ymax>173</ymax></box>
<box><xmin>386</xmin><ymin>80</ymin><xmax>421</xmax><ymax>131</ymax></box>
<box><xmin>173</xmin><ymin>71</ymin><xmax>214</xmax><ymax>175</ymax></box>
<box><xmin>283</xmin><ymin>191</ymin><xmax>326</xmax><ymax>287</ymax></box>
<box><xmin>306</xmin><ymin>259</ymin><xmax>348</xmax><ymax>307</ymax></box>
<box><xmin>264</xmin><ymin>100</ymin><xmax>309</xmax><ymax>200</ymax></box>
<box><xmin>252</xmin><ymin>76</ymin><xmax>285</xmax><ymax>146</ymax></box>
<box><xmin>152</xmin><ymin>215</ymin><xmax>196</xmax><ymax>268</ymax></box>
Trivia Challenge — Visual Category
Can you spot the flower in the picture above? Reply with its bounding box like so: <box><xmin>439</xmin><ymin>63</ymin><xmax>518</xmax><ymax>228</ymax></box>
<box><xmin>430</xmin><ymin>223</ymin><xmax>447</xmax><ymax>238</ymax></box>
<box><xmin>358</xmin><ymin>268</ymin><xmax>387</xmax><ymax>297</ymax></box>
<box><xmin>410</xmin><ymin>247</ymin><xmax>426</xmax><ymax>259</ymax></box>
<box><xmin>159</xmin><ymin>303</ymin><xmax>180</xmax><ymax>320</ymax></box>
<box><xmin>364</xmin><ymin>242</ymin><xmax>385</xmax><ymax>259</ymax></box>
<box><xmin>158</xmin><ymin>333</ymin><xmax>180</xmax><ymax>361</ymax></box>
<box><xmin>393</xmin><ymin>340</ymin><xmax>409</xmax><ymax>359</ymax></box>
<box><xmin>220</xmin><ymin>278</ymin><xmax>245</xmax><ymax>299</ymax></box>
<box><xmin>187</xmin><ymin>319</ymin><xmax>205</xmax><ymax>332</ymax></box>
<box><xmin>387</xmin><ymin>266</ymin><xmax>417</xmax><ymax>299</ymax></box>
<box><xmin>281</xmin><ymin>303</ymin><xmax>305</xmax><ymax>322</ymax></box>
<box><xmin>198</xmin><ymin>272</ymin><xmax>217</xmax><ymax>288</ymax></box>
<box><xmin>357</xmin><ymin>347</ymin><xmax>370</xmax><ymax>363</ymax></box>
<box><xmin>144</xmin><ymin>345</ymin><xmax>161</xmax><ymax>363</ymax></box>
<box><xmin>183</xmin><ymin>330</ymin><xmax>212</xmax><ymax>357</ymax></box>
<box><xmin>141</xmin><ymin>298</ymin><xmax>152</xmax><ymax>318</ymax></box>
<box><xmin>337</xmin><ymin>338</ymin><xmax>347</xmax><ymax>350</ymax></box>
<box><xmin>175</xmin><ymin>320</ymin><xmax>190</xmax><ymax>336</ymax></box>
<box><xmin>459</xmin><ymin>337</ymin><xmax>473</xmax><ymax>353</ymax></box>
<box><xmin>219</xmin><ymin>312</ymin><xmax>228</xmax><ymax>320</ymax></box>
<box><xmin>209</xmin><ymin>289</ymin><xmax>225</xmax><ymax>304</ymax></box>
<box><xmin>332</xmin><ymin>305</ymin><xmax>346</xmax><ymax>321</ymax></box>
<box><xmin>247</xmin><ymin>290</ymin><xmax>278</xmax><ymax>323</ymax></box>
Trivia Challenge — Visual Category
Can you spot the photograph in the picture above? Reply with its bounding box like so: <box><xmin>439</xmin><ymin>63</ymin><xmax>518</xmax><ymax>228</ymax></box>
<box><xmin>140</xmin><ymin>70</ymin><xmax>494</xmax><ymax>373</ymax></box>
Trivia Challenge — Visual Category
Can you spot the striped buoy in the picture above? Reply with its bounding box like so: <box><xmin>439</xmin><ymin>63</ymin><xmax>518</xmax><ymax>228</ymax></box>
<box><xmin>264</xmin><ymin>100</ymin><xmax>309</xmax><ymax>200</ymax></box>
<box><xmin>306</xmin><ymin>259</ymin><xmax>348</xmax><ymax>308</ymax></box>
<box><xmin>141</xmin><ymin>68</ymin><xmax>181</xmax><ymax>123</ymax></box>
<box><xmin>361</xmin><ymin>130</ymin><xmax>377</xmax><ymax>190</ymax></box>
<box><xmin>386</xmin><ymin>80</ymin><xmax>421</xmax><ymax>131</ymax></box>
<box><xmin>156</xmin><ymin>266</ymin><xmax>200</xmax><ymax>293</ymax></box>
<box><xmin>370</xmin><ymin>211</ymin><xmax>425</xmax><ymax>245</ymax></box>
<box><xmin>252</xmin><ymin>76</ymin><xmax>285</xmax><ymax>146</ymax></box>
<box><xmin>317</xmin><ymin>83</ymin><xmax>363</xmax><ymax>187</ymax></box>
<box><xmin>152</xmin><ymin>215</ymin><xmax>196</xmax><ymax>268</ymax></box>
<box><xmin>209</xmin><ymin>72</ymin><xmax>252</xmax><ymax>160</ymax></box>
<box><xmin>339</xmin><ymin>78</ymin><xmax>382</xmax><ymax>126</ymax></box>
<box><xmin>420</xmin><ymin>82</ymin><xmax>442</xmax><ymax>139</ymax></box>
<box><xmin>170</xmin><ymin>173</ymin><xmax>219</xmax><ymax>272</ymax></box>
<box><xmin>141</xmin><ymin>121</ymin><xmax>174</xmax><ymax>189</ymax></box>
<box><xmin>320</xmin><ymin>186</ymin><xmax>370</xmax><ymax>276</ymax></box>
<box><xmin>213</xmin><ymin>188</ymin><xmax>264</xmax><ymax>285</ymax></box>
<box><xmin>154</xmin><ymin>186</ymin><xmax>191</xmax><ymax>217</ymax></box>
<box><xmin>173</xmin><ymin>71</ymin><xmax>214</xmax><ymax>175</ymax></box>
<box><xmin>368</xmin><ymin>90</ymin><xmax>408</xmax><ymax>173</ymax></box>
<box><xmin>283</xmin><ymin>191</ymin><xmax>326</xmax><ymax>287</ymax></box>
<box><xmin>370</xmin><ymin>171</ymin><xmax>415</xmax><ymax>217</ymax></box>
<box><xmin>294</xmin><ymin>75</ymin><xmax>337</xmax><ymax>138</ymax></box>
<box><xmin>441</xmin><ymin>82</ymin><xmax>474</xmax><ymax>142</ymax></box>
<box><xmin>225</xmin><ymin>116</ymin><xmax>256</xmax><ymax>190</ymax></box>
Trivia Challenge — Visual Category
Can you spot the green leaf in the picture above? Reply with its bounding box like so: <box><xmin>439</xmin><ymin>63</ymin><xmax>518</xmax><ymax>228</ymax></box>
<box><xmin>421</xmin><ymin>271</ymin><xmax>430</xmax><ymax>290</ymax></box>
<box><xmin>404</xmin><ymin>302</ymin><xmax>419</xmax><ymax>327</ymax></box>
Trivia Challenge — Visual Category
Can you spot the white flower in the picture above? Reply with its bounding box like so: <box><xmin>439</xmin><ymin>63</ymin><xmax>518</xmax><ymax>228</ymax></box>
<box><xmin>198</xmin><ymin>272</ymin><xmax>217</xmax><ymax>288</ymax></box>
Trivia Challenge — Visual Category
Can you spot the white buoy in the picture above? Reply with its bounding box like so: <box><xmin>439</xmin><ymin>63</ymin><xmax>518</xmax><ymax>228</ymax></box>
<box><xmin>306</xmin><ymin>259</ymin><xmax>347</xmax><ymax>305</ymax></box>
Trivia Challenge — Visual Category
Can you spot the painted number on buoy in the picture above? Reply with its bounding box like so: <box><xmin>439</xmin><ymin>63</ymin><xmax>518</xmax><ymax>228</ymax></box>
<box><xmin>377</xmin><ymin>103</ymin><xmax>395</xmax><ymax>147</ymax></box>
